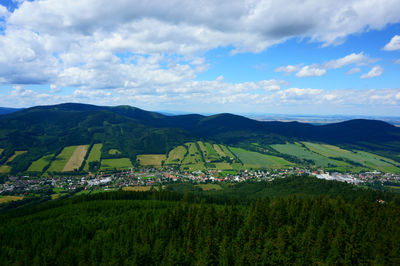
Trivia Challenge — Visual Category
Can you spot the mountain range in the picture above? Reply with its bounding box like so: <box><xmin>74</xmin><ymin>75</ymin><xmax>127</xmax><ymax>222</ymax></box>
<box><xmin>0</xmin><ymin>103</ymin><xmax>399</xmax><ymax>173</ymax></box>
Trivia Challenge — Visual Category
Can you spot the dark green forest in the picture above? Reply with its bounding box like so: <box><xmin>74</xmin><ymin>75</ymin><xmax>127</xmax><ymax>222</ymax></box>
<box><xmin>1</xmin><ymin>179</ymin><xmax>400</xmax><ymax>265</ymax></box>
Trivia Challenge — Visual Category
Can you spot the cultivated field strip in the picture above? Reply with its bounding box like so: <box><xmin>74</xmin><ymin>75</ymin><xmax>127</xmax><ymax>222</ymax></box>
<box><xmin>84</xmin><ymin>143</ymin><xmax>103</xmax><ymax>171</ymax></box>
<box><xmin>28</xmin><ymin>154</ymin><xmax>54</xmax><ymax>172</ymax></box>
<box><xmin>63</xmin><ymin>145</ymin><xmax>89</xmax><ymax>172</ymax></box>
<box><xmin>100</xmin><ymin>158</ymin><xmax>133</xmax><ymax>170</ymax></box>
<box><xmin>137</xmin><ymin>154</ymin><xmax>166</xmax><ymax>167</ymax></box>
<box><xmin>165</xmin><ymin>145</ymin><xmax>187</xmax><ymax>164</ymax></box>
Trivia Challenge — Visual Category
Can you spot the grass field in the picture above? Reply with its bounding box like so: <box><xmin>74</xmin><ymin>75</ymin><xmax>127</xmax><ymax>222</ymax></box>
<box><xmin>47</xmin><ymin>146</ymin><xmax>81</xmax><ymax>172</ymax></box>
<box><xmin>28</xmin><ymin>154</ymin><xmax>54</xmax><ymax>172</ymax></box>
<box><xmin>213</xmin><ymin>144</ymin><xmax>226</xmax><ymax>157</ymax></box>
<box><xmin>220</xmin><ymin>145</ymin><xmax>236</xmax><ymax>159</ymax></box>
<box><xmin>165</xmin><ymin>145</ymin><xmax>187</xmax><ymax>164</ymax></box>
<box><xmin>100</xmin><ymin>158</ymin><xmax>133</xmax><ymax>170</ymax></box>
<box><xmin>196</xmin><ymin>184</ymin><xmax>222</xmax><ymax>191</ymax></box>
<box><xmin>137</xmin><ymin>154</ymin><xmax>166</xmax><ymax>167</ymax></box>
<box><xmin>271</xmin><ymin>143</ymin><xmax>349</xmax><ymax>168</ymax></box>
<box><xmin>0</xmin><ymin>148</ymin><xmax>3</xmax><ymax>156</ymax></box>
<box><xmin>182</xmin><ymin>142</ymin><xmax>203</xmax><ymax>165</ymax></box>
<box><xmin>182</xmin><ymin>163</ymin><xmax>206</xmax><ymax>171</ymax></box>
<box><xmin>302</xmin><ymin>142</ymin><xmax>400</xmax><ymax>173</ymax></box>
<box><xmin>108</xmin><ymin>149</ymin><xmax>121</xmax><ymax>155</ymax></box>
<box><xmin>205</xmin><ymin>142</ymin><xmax>220</xmax><ymax>161</ymax></box>
<box><xmin>63</xmin><ymin>145</ymin><xmax>89</xmax><ymax>171</ymax></box>
<box><xmin>0</xmin><ymin>196</ymin><xmax>23</xmax><ymax>204</ymax></box>
<box><xmin>84</xmin><ymin>143</ymin><xmax>103</xmax><ymax>171</ymax></box>
<box><xmin>6</xmin><ymin>151</ymin><xmax>27</xmax><ymax>163</ymax></box>
<box><xmin>230</xmin><ymin>147</ymin><xmax>293</xmax><ymax>169</ymax></box>
<box><xmin>213</xmin><ymin>162</ymin><xmax>233</xmax><ymax>170</ymax></box>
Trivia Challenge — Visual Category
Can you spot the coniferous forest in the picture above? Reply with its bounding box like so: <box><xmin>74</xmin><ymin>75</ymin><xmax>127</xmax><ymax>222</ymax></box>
<box><xmin>1</xmin><ymin>181</ymin><xmax>400</xmax><ymax>265</ymax></box>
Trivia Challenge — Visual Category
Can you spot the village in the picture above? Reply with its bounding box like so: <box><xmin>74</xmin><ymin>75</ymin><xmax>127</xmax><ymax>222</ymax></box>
<box><xmin>1</xmin><ymin>166</ymin><xmax>400</xmax><ymax>198</ymax></box>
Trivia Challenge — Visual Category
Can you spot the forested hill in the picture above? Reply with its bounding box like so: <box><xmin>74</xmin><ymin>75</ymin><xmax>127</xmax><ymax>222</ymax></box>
<box><xmin>0</xmin><ymin>103</ymin><xmax>399</xmax><ymax>167</ymax></box>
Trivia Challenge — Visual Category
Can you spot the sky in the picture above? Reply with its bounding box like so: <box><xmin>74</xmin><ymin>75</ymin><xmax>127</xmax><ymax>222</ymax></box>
<box><xmin>0</xmin><ymin>0</ymin><xmax>400</xmax><ymax>116</ymax></box>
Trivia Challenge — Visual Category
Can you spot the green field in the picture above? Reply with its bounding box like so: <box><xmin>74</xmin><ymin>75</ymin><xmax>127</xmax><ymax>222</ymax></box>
<box><xmin>100</xmin><ymin>158</ymin><xmax>133</xmax><ymax>170</ymax></box>
<box><xmin>165</xmin><ymin>145</ymin><xmax>187</xmax><ymax>164</ymax></box>
<box><xmin>271</xmin><ymin>142</ymin><xmax>349</xmax><ymax>168</ymax></box>
<box><xmin>137</xmin><ymin>154</ymin><xmax>166</xmax><ymax>167</ymax></box>
<box><xmin>213</xmin><ymin>144</ymin><xmax>226</xmax><ymax>157</ymax></box>
<box><xmin>302</xmin><ymin>142</ymin><xmax>400</xmax><ymax>173</ymax></box>
<box><xmin>0</xmin><ymin>165</ymin><xmax>10</xmax><ymax>173</ymax></box>
<box><xmin>220</xmin><ymin>145</ymin><xmax>236</xmax><ymax>159</ymax></box>
<box><xmin>197</xmin><ymin>141</ymin><xmax>220</xmax><ymax>162</ymax></box>
<box><xmin>6</xmin><ymin>151</ymin><xmax>27</xmax><ymax>163</ymax></box>
<box><xmin>212</xmin><ymin>162</ymin><xmax>233</xmax><ymax>170</ymax></box>
<box><xmin>181</xmin><ymin>163</ymin><xmax>206</xmax><ymax>171</ymax></box>
<box><xmin>47</xmin><ymin>146</ymin><xmax>79</xmax><ymax>172</ymax></box>
<box><xmin>0</xmin><ymin>148</ymin><xmax>3</xmax><ymax>156</ymax></box>
<box><xmin>108</xmin><ymin>149</ymin><xmax>121</xmax><ymax>155</ymax></box>
<box><xmin>28</xmin><ymin>154</ymin><xmax>54</xmax><ymax>172</ymax></box>
<box><xmin>84</xmin><ymin>143</ymin><xmax>103</xmax><ymax>171</ymax></box>
<box><xmin>230</xmin><ymin>147</ymin><xmax>293</xmax><ymax>169</ymax></box>
<box><xmin>182</xmin><ymin>142</ymin><xmax>203</xmax><ymax>165</ymax></box>
<box><xmin>0</xmin><ymin>151</ymin><xmax>27</xmax><ymax>173</ymax></box>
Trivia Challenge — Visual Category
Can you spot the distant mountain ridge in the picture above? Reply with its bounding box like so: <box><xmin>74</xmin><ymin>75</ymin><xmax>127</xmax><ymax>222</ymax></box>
<box><xmin>0</xmin><ymin>107</ymin><xmax>22</xmax><ymax>115</ymax></box>
<box><xmin>0</xmin><ymin>103</ymin><xmax>399</xmax><ymax>173</ymax></box>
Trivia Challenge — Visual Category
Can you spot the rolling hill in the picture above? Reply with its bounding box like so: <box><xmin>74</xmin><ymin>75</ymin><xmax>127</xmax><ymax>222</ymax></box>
<box><xmin>0</xmin><ymin>103</ymin><xmax>399</xmax><ymax>174</ymax></box>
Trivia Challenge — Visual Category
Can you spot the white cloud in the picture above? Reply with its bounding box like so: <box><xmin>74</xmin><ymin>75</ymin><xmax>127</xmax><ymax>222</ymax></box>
<box><xmin>0</xmin><ymin>5</ymin><xmax>8</xmax><ymax>18</ymax></box>
<box><xmin>361</xmin><ymin>66</ymin><xmax>383</xmax><ymax>79</ymax></box>
<box><xmin>383</xmin><ymin>35</ymin><xmax>400</xmax><ymax>51</ymax></box>
<box><xmin>275</xmin><ymin>65</ymin><xmax>300</xmax><ymax>73</ymax></box>
<box><xmin>324</xmin><ymin>52</ymin><xmax>373</xmax><ymax>69</ymax></box>
<box><xmin>345</xmin><ymin>67</ymin><xmax>361</xmax><ymax>74</ymax></box>
<box><xmin>296</xmin><ymin>65</ymin><xmax>326</xmax><ymax>77</ymax></box>
<box><xmin>394</xmin><ymin>59</ymin><xmax>400</xmax><ymax>64</ymax></box>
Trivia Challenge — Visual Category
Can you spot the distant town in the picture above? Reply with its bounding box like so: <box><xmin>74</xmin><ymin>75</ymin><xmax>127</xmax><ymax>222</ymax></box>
<box><xmin>1</xmin><ymin>167</ymin><xmax>400</xmax><ymax>199</ymax></box>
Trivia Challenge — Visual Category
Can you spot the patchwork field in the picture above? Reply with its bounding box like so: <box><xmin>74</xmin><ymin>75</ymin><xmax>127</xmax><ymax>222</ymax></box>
<box><xmin>0</xmin><ymin>165</ymin><xmax>10</xmax><ymax>173</ymax></box>
<box><xmin>48</xmin><ymin>146</ymin><xmax>82</xmax><ymax>172</ymax></box>
<box><xmin>213</xmin><ymin>144</ymin><xmax>226</xmax><ymax>157</ymax></box>
<box><xmin>100</xmin><ymin>158</ymin><xmax>133</xmax><ymax>170</ymax></box>
<box><xmin>271</xmin><ymin>143</ymin><xmax>349</xmax><ymax>168</ymax></box>
<box><xmin>0</xmin><ymin>151</ymin><xmax>27</xmax><ymax>173</ymax></box>
<box><xmin>84</xmin><ymin>143</ymin><xmax>103</xmax><ymax>171</ymax></box>
<box><xmin>137</xmin><ymin>154</ymin><xmax>166</xmax><ymax>167</ymax></box>
<box><xmin>197</xmin><ymin>141</ymin><xmax>220</xmax><ymax>162</ymax></box>
<box><xmin>302</xmin><ymin>142</ymin><xmax>400</xmax><ymax>173</ymax></box>
<box><xmin>165</xmin><ymin>145</ymin><xmax>187</xmax><ymax>164</ymax></box>
<box><xmin>220</xmin><ymin>145</ymin><xmax>236</xmax><ymax>159</ymax></box>
<box><xmin>122</xmin><ymin>186</ymin><xmax>152</xmax><ymax>192</ymax></box>
<box><xmin>182</xmin><ymin>142</ymin><xmax>203</xmax><ymax>165</ymax></box>
<box><xmin>196</xmin><ymin>184</ymin><xmax>222</xmax><ymax>191</ymax></box>
<box><xmin>62</xmin><ymin>145</ymin><xmax>89</xmax><ymax>171</ymax></box>
<box><xmin>230</xmin><ymin>147</ymin><xmax>293</xmax><ymax>169</ymax></box>
<box><xmin>0</xmin><ymin>148</ymin><xmax>3</xmax><ymax>156</ymax></box>
<box><xmin>213</xmin><ymin>162</ymin><xmax>233</xmax><ymax>170</ymax></box>
<box><xmin>28</xmin><ymin>154</ymin><xmax>54</xmax><ymax>172</ymax></box>
<box><xmin>181</xmin><ymin>163</ymin><xmax>206</xmax><ymax>171</ymax></box>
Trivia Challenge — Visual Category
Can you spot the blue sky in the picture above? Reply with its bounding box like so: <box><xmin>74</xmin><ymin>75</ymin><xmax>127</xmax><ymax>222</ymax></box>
<box><xmin>0</xmin><ymin>0</ymin><xmax>400</xmax><ymax>116</ymax></box>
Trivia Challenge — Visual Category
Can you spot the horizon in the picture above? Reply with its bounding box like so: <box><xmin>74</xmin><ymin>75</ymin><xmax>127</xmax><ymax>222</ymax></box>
<box><xmin>0</xmin><ymin>1</ymin><xmax>400</xmax><ymax>115</ymax></box>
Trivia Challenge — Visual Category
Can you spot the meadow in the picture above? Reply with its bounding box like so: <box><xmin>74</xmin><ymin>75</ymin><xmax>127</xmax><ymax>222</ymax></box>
<box><xmin>108</xmin><ymin>149</ymin><xmax>121</xmax><ymax>155</ymax></box>
<box><xmin>182</xmin><ymin>142</ymin><xmax>203</xmax><ymax>165</ymax></box>
<box><xmin>100</xmin><ymin>158</ymin><xmax>133</xmax><ymax>170</ymax></box>
<box><xmin>230</xmin><ymin>147</ymin><xmax>293</xmax><ymax>169</ymax></box>
<box><xmin>62</xmin><ymin>145</ymin><xmax>89</xmax><ymax>171</ymax></box>
<box><xmin>165</xmin><ymin>145</ymin><xmax>187</xmax><ymax>164</ymax></box>
<box><xmin>28</xmin><ymin>154</ymin><xmax>55</xmax><ymax>172</ymax></box>
<box><xmin>84</xmin><ymin>143</ymin><xmax>103</xmax><ymax>171</ymax></box>
<box><xmin>0</xmin><ymin>151</ymin><xmax>27</xmax><ymax>173</ymax></box>
<box><xmin>137</xmin><ymin>154</ymin><xmax>166</xmax><ymax>167</ymax></box>
<box><xmin>47</xmin><ymin>146</ymin><xmax>84</xmax><ymax>172</ymax></box>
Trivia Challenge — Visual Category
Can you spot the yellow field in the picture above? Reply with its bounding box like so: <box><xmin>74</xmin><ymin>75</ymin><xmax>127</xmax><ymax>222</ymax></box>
<box><xmin>0</xmin><ymin>148</ymin><xmax>3</xmax><ymax>156</ymax></box>
<box><xmin>122</xmin><ymin>186</ymin><xmax>152</xmax><ymax>191</ymax></box>
<box><xmin>62</xmin><ymin>145</ymin><xmax>89</xmax><ymax>171</ymax></box>
<box><xmin>0</xmin><ymin>196</ymin><xmax>23</xmax><ymax>204</ymax></box>
<box><xmin>137</xmin><ymin>154</ymin><xmax>166</xmax><ymax>167</ymax></box>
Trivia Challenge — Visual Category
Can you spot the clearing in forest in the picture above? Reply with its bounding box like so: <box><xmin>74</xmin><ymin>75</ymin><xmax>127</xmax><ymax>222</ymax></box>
<box><xmin>165</xmin><ymin>145</ymin><xmax>187</xmax><ymax>164</ymax></box>
<box><xmin>100</xmin><ymin>158</ymin><xmax>133</xmax><ymax>170</ymax></box>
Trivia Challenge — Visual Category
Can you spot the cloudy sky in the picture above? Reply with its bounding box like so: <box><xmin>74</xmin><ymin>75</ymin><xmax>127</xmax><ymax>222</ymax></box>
<box><xmin>0</xmin><ymin>0</ymin><xmax>400</xmax><ymax>115</ymax></box>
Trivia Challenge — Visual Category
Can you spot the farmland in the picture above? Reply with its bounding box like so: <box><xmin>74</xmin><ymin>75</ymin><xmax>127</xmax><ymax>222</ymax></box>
<box><xmin>100</xmin><ymin>158</ymin><xmax>133</xmax><ymax>170</ymax></box>
<box><xmin>0</xmin><ymin>148</ymin><xmax>3</xmax><ymax>156</ymax></box>
<box><xmin>84</xmin><ymin>143</ymin><xmax>103</xmax><ymax>171</ymax></box>
<box><xmin>195</xmin><ymin>183</ymin><xmax>222</xmax><ymax>191</ymax></box>
<box><xmin>63</xmin><ymin>145</ymin><xmax>89</xmax><ymax>171</ymax></box>
<box><xmin>28</xmin><ymin>154</ymin><xmax>54</xmax><ymax>172</ymax></box>
<box><xmin>213</xmin><ymin>144</ymin><xmax>226</xmax><ymax>157</ymax></box>
<box><xmin>230</xmin><ymin>147</ymin><xmax>293</xmax><ymax>169</ymax></box>
<box><xmin>0</xmin><ymin>151</ymin><xmax>27</xmax><ymax>173</ymax></box>
<box><xmin>197</xmin><ymin>141</ymin><xmax>220</xmax><ymax>162</ymax></box>
<box><xmin>165</xmin><ymin>145</ymin><xmax>187</xmax><ymax>164</ymax></box>
<box><xmin>302</xmin><ymin>142</ymin><xmax>400</xmax><ymax>173</ymax></box>
<box><xmin>0</xmin><ymin>195</ymin><xmax>23</xmax><ymax>204</ymax></box>
<box><xmin>271</xmin><ymin>143</ymin><xmax>349</xmax><ymax>168</ymax></box>
<box><xmin>47</xmin><ymin>146</ymin><xmax>82</xmax><ymax>172</ymax></box>
<box><xmin>6</xmin><ymin>151</ymin><xmax>27</xmax><ymax>163</ymax></box>
<box><xmin>137</xmin><ymin>154</ymin><xmax>166</xmax><ymax>167</ymax></box>
<box><xmin>182</xmin><ymin>142</ymin><xmax>203</xmax><ymax>165</ymax></box>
